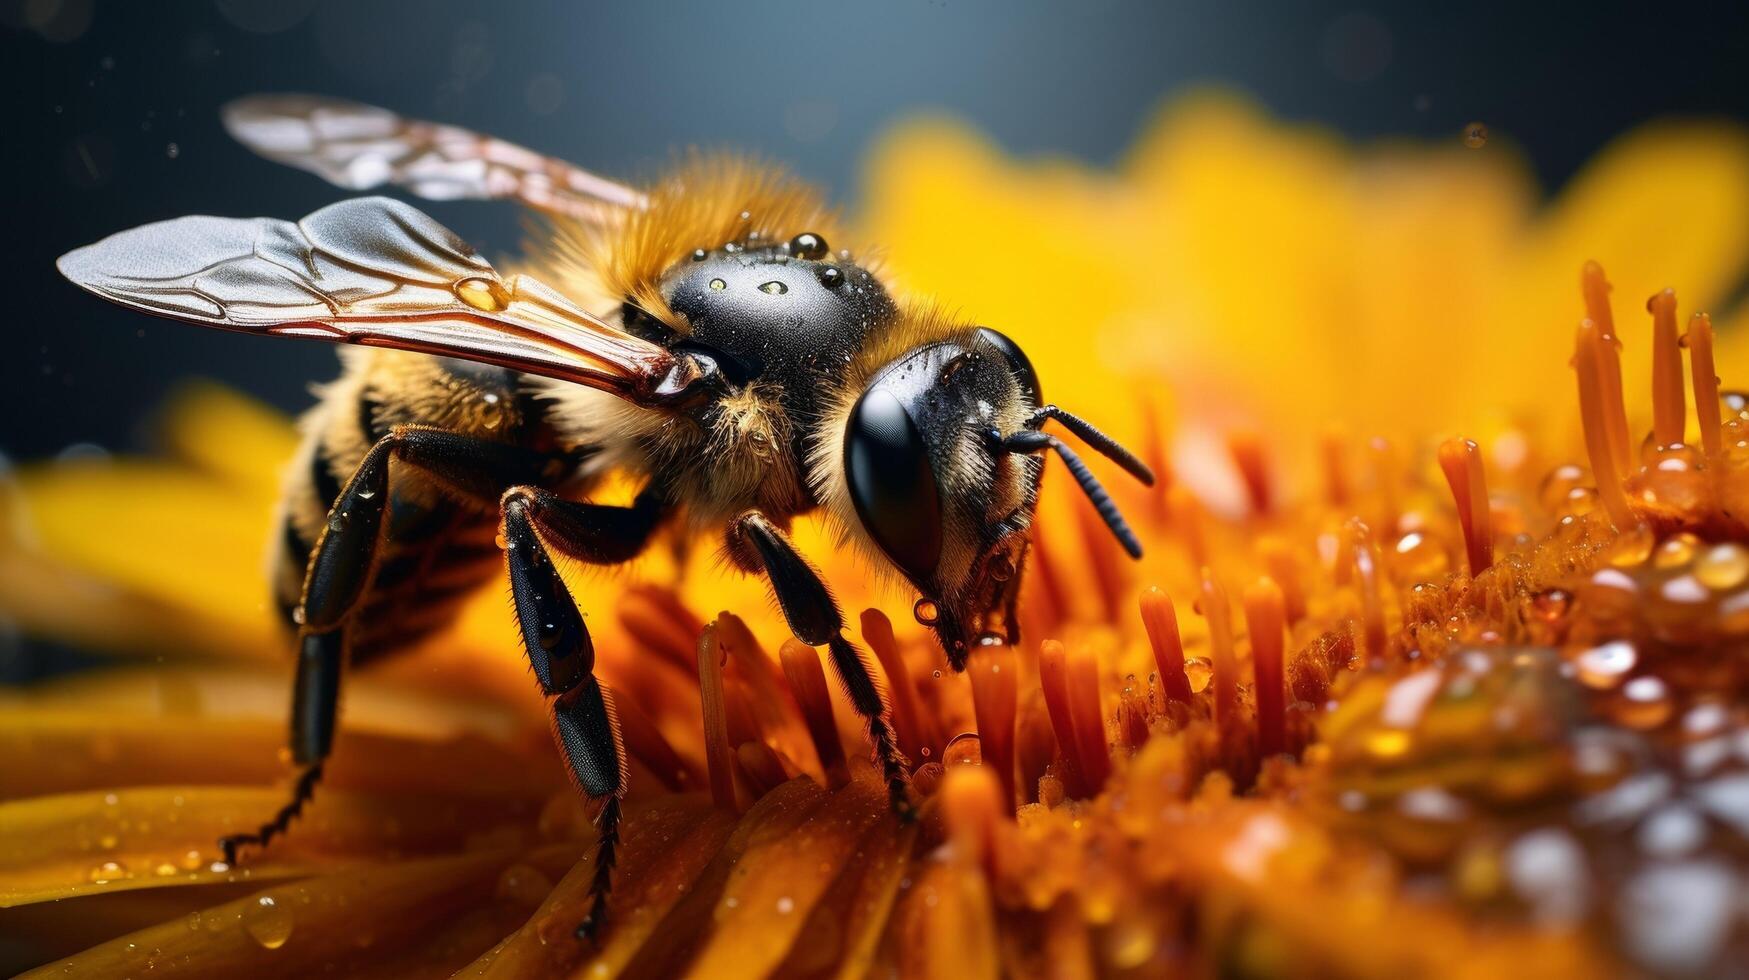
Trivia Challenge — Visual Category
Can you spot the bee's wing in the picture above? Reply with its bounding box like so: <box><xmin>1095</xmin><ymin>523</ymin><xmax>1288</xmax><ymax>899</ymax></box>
<box><xmin>57</xmin><ymin>196</ymin><xmax>704</xmax><ymax>406</ymax></box>
<box><xmin>221</xmin><ymin>94</ymin><xmax>645</xmax><ymax>224</ymax></box>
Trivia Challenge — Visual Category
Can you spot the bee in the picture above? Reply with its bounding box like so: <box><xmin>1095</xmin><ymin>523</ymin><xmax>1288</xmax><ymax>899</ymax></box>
<box><xmin>55</xmin><ymin>95</ymin><xmax>1155</xmax><ymax>937</ymax></box>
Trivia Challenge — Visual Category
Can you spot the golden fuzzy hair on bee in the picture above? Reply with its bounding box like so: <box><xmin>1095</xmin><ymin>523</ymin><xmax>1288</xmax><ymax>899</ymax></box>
<box><xmin>536</xmin><ymin>154</ymin><xmax>844</xmax><ymax>330</ymax></box>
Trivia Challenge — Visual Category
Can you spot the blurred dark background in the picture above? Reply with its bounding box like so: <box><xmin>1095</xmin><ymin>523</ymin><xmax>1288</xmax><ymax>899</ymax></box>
<box><xmin>6</xmin><ymin>0</ymin><xmax>1749</xmax><ymax>460</ymax></box>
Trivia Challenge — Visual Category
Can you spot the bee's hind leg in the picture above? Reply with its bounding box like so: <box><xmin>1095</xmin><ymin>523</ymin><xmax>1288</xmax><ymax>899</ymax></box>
<box><xmin>729</xmin><ymin>511</ymin><xmax>915</xmax><ymax>821</ymax></box>
<box><xmin>499</xmin><ymin>485</ymin><xmax>666</xmax><ymax>940</ymax></box>
<box><xmin>222</xmin><ymin>425</ymin><xmax>555</xmax><ymax>865</ymax></box>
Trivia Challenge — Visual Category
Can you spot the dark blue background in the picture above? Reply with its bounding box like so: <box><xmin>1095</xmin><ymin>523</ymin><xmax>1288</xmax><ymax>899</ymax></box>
<box><xmin>7</xmin><ymin>0</ymin><xmax>1749</xmax><ymax>459</ymax></box>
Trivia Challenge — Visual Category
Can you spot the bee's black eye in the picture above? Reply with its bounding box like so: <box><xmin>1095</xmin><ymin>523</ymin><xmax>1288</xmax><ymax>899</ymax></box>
<box><xmin>844</xmin><ymin>388</ymin><xmax>942</xmax><ymax>582</ymax></box>
<box><xmin>977</xmin><ymin>327</ymin><xmax>1041</xmax><ymax>404</ymax></box>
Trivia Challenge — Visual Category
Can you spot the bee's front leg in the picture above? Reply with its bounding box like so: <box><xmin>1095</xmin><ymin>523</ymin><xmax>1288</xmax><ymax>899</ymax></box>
<box><xmin>728</xmin><ymin>511</ymin><xmax>914</xmax><ymax>821</ymax></box>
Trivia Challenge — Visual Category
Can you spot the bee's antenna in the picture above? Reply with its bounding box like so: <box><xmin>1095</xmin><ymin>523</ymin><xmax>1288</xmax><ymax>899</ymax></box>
<box><xmin>997</xmin><ymin>428</ymin><xmax>1144</xmax><ymax>559</ymax></box>
<box><xmin>1023</xmin><ymin>406</ymin><xmax>1156</xmax><ymax>486</ymax></box>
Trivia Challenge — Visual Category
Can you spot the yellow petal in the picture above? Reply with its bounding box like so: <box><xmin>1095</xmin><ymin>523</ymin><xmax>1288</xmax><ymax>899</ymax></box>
<box><xmin>0</xmin><ymin>786</ymin><xmax>545</xmax><ymax>906</ymax></box>
<box><xmin>16</xmin><ymin>845</ymin><xmax>576</xmax><ymax>978</ymax></box>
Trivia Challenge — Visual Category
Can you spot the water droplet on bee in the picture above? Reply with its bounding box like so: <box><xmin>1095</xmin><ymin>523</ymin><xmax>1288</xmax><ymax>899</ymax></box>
<box><xmin>912</xmin><ymin>597</ymin><xmax>939</xmax><ymax>625</ymax></box>
<box><xmin>691</xmin><ymin>248</ymin><xmax>708</xmax><ymax>261</ymax></box>
<box><xmin>1462</xmin><ymin>122</ymin><xmax>1489</xmax><ymax>148</ymax></box>
<box><xmin>723</xmin><ymin>242</ymin><xmax>743</xmax><ymax>255</ymax></box>
<box><xmin>759</xmin><ymin>280</ymin><xmax>787</xmax><ymax>295</ymax></box>
<box><xmin>709</xmin><ymin>278</ymin><xmax>727</xmax><ymax>291</ymax></box>
<box><xmin>243</xmin><ymin>895</ymin><xmax>293</xmax><ymax>949</ymax></box>
<box><xmin>291</xmin><ymin>606</ymin><xmax>306</xmax><ymax>625</ymax></box>
<box><xmin>454</xmin><ymin>276</ymin><xmax>511</xmax><ymax>312</ymax></box>
<box><xmin>817</xmin><ymin>266</ymin><xmax>844</xmax><ymax>289</ymax></box>
<box><xmin>788</xmin><ymin>232</ymin><xmax>828</xmax><ymax>260</ymax></box>
<box><xmin>165</xmin><ymin>142</ymin><xmax>179</xmax><ymax>159</ymax></box>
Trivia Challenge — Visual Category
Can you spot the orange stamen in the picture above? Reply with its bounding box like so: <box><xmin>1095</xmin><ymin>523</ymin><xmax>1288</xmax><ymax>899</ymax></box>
<box><xmin>1689</xmin><ymin>311</ymin><xmax>1722</xmax><ymax>457</ymax></box>
<box><xmin>940</xmin><ymin>765</ymin><xmax>1005</xmax><ymax>870</ymax></box>
<box><xmin>1582</xmin><ymin>261</ymin><xmax>1635</xmax><ymax>475</ymax></box>
<box><xmin>1199</xmin><ymin>569</ymin><xmax>1238</xmax><ymax>738</ymax></box>
<box><xmin>860</xmin><ymin>609</ymin><xmax>937</xmax><ymax>760</ymax></box>
<box><xmin>1257</xmin><ymin>536</ymin><xmax>1306</xmax><ymax>623</ymax></box>
<box><xmin>1648</xmin><ymin>288</ymin><xmax>1686</xmax><ymax>447</ymax></box>
<box><xmin>1071</xmin><ymin>496</ymin><xmax>1126</xmax><ymax>622</ymax></box>
<box><xmin>1368</xmin><ymin>436</ymin><xmax>1402</xmax><ymax>534</ymax></box>
<box><xmin>1243</xmin><ymin>577</ymin><xmax>1288</xmax><ymax>758</ymax></box>
<box><xmin>1138</xmin><ymin>586</ymin><xmax>1193</xmax><ymax>704</ymax></box>
<box><xmin>1037</xmin><ymin>640</ymin><xmax>1088</xmax><ymax>797</ymax></box>
<box><xmin>696</xmin><ymin>623</ymin><xmax>739</xmax><ymax>811</ymax></box>
<box><xmin>618</xmin><ymin>584</ymin><xmax>705</xmax><ymax>674</ymax></box>
<box><xmin>735</xmin><ymin>740</ymin><xmax>790</xmax><ymax>797</ymax></box>
<box><xmin>1437</xmin><ymin>437</ymin><xmax>1493</xmax><ymax>575</ymax></box>
<box><xmin>1345</xmin><ymin>520</ymin><xmax>1387</xmax><ymax>666</ymax></box>
<box><xmin>1575</xmin><ymin>319</ymin><xmax>1639</xmax><ymax>530</ymax></box>
<box><xmin>1140</xmin><ymin>401</ymin><xmax>1173</xmax><ymax>527</ymax></box>
<box><xmin>1320</xmin><ymin>431</ymin><xmax>1350</xmax><ymax>508</ymax></box>
<box><xmin>966</xmin><ymin>641</ymin><xmax>1019</xmax><ymax>808</ymax></box>
<box><xmin>1168</xmin><ymin>484</ymin><xmax>1210</xmax><ymax>569</ymax></box>
<box><xmin>1024</xmin><ymin>521</ymin><xmax>1071</xmax><ymax>635</ymax></box>
<box><xmin>717</xmin><ymin>612</ymin><xmax>809</xmax><ymax>758</ymax></box>
<box><xmin>779</xmin><ymin>638</ymin><xmax>848</xmax><ymax>787</ymax></box>
<box><xmin>1227</xmin><ymin>430</ymin><xmax>1272</xmax><ymax>516</ymax></box>
<box><xmin>1066</xmin><ymin>644</ymin><xmax>1111</xmax><ymax>792</ymax></box>
<box><xmin>612</xmin><ymin>695</ymin><xmax>702</xmax><ymax>792</ymax></box>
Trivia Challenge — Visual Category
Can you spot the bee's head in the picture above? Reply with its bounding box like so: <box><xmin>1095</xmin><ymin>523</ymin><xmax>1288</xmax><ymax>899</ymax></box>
<box><xmin>837</xmin><ymin>328</ymin><xmax>1154</xmax><ymax>668</ymax></box>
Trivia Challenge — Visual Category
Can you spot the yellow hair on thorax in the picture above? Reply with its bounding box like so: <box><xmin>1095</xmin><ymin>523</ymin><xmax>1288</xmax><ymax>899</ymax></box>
<box><xmin>536</xmin><ymin>154</ymin><xmax>844</xmax><ymax>332</ymax></box>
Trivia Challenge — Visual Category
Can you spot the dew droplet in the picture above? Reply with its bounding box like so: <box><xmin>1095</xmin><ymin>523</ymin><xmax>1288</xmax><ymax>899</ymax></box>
<box><xmin>243</xmin><ymin>895</ymin><xmax>294</xmax><ymax>950</ymax></box>
<box><xmin>165</xmin><ymin>142</ymin><xmax>179</xmax><ymax>159</ymax></box>
<box><xmin>912</xmin><ymin>597</ymin><xmax>939</xmax><ymax>626</ymax></box>
<box><xmin>1615</xmin><ymin>675</ymin><xmax>1674</xmax><ymax>730</ymax></box>
<box><xmin>709</xmin><ymin>277</ymin><xmax>727</xmax><ymax>291</ymax></box>
<box><xmin>758</xmin><ymin>280</ymin><xmax>787</xmax><ymax>295</ymax></box>
<box><xmin>454</xmin><ymin>276</ymin><xmax>512</xmax><ymax>312</ymax></box>
<box><xmin>1462</xmin><ymin>122</ymin><xmax>1489</xmax><ymax>148</ymax></box>
<box><xmin>943</xmin><ymin>732</ymin><xmax>983</xmax><ymax>767</ymax></box>
<box><xmin>88</xmin><ymin>860</ymin><xmax>126</xmax><ymax>883</ymax></box>
<box><xmin>1182</xmin><ymin>656</ymin><xmax>1213</xmax><ymax>693</ymax></box>
<box><xmin>1695</xmin><ymin>543</ymin><xmax>1749</xmax><ymax>591</ymax></box>
<box><xmin>1609</xmin><ymin>524</ymin><xmax>1655</xmax><ymax>567</ymax></box>
<box><xmin>1574</xmin><ymin>640</ymin><xmax>1636</xmax><ymax>689</ymax></box>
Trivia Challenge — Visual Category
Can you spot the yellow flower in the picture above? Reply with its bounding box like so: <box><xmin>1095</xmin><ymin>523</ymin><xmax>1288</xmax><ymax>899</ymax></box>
<box><xmin>5</xmin><ymin>92</ymin><xmax>1749</xmax><ymax>977</ymax></box>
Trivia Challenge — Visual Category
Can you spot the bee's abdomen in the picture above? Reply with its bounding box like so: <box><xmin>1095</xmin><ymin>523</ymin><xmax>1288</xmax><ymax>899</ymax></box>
<box><xmin>269</xmin><ymin>349</ymin><xmax>556</xmax><ymax>662</ymax></box>
<box><xmin>347</xmin><ymin>500</ymin><xmax>502</xmax><ymax>663</ymax></box>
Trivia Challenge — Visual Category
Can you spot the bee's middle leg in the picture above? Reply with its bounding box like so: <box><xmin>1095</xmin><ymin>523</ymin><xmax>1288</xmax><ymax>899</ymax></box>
<box><xmin>729</xmin><ymin>511</ymin><xmax>914</xmax><ymax>820</ymax></box>
<box><xmin>499</xmin><ymin>485</ymin><xmax>666</xmax><ymax>940</ymax></box>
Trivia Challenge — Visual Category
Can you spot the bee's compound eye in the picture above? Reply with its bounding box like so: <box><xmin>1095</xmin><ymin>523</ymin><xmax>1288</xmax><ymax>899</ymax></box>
<box><xmin>788</xmin><ymin>232</ymin><xmax>829</xmax><ymax>260</ymax></box>
<box><xmin>976</xmin><ymin>327</ymin><xmax>1041</xmax><ymax>405</ymax></box>
<box><xmin>844</xmin><ymin>388</ymin><xmax>943</xmax><ymax>583</ymax></box>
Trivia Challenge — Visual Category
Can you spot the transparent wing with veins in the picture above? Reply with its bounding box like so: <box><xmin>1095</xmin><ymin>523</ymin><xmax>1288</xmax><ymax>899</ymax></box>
<box><xmin>56</xmin><ymin>196</ymin><xmax>705</xmax><ymax>406</ymax></box>
<box><xmin>221</xmin><ymin>94</ymin><xmax>645</xmax><ymax>224</ymax></box>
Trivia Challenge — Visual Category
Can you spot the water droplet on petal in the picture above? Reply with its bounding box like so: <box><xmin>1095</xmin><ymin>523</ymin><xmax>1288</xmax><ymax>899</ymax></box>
<box><xmin>243</xmin><ymin>895</ymin><xmax>293</xmax><ymax>949</ymax></box>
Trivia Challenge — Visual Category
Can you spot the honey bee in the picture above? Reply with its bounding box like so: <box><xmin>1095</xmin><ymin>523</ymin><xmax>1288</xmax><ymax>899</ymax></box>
<box><xmin>55</xmin><ymin>95</ymin><xmax>1154</xmax><ymax>937</ymax></box>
